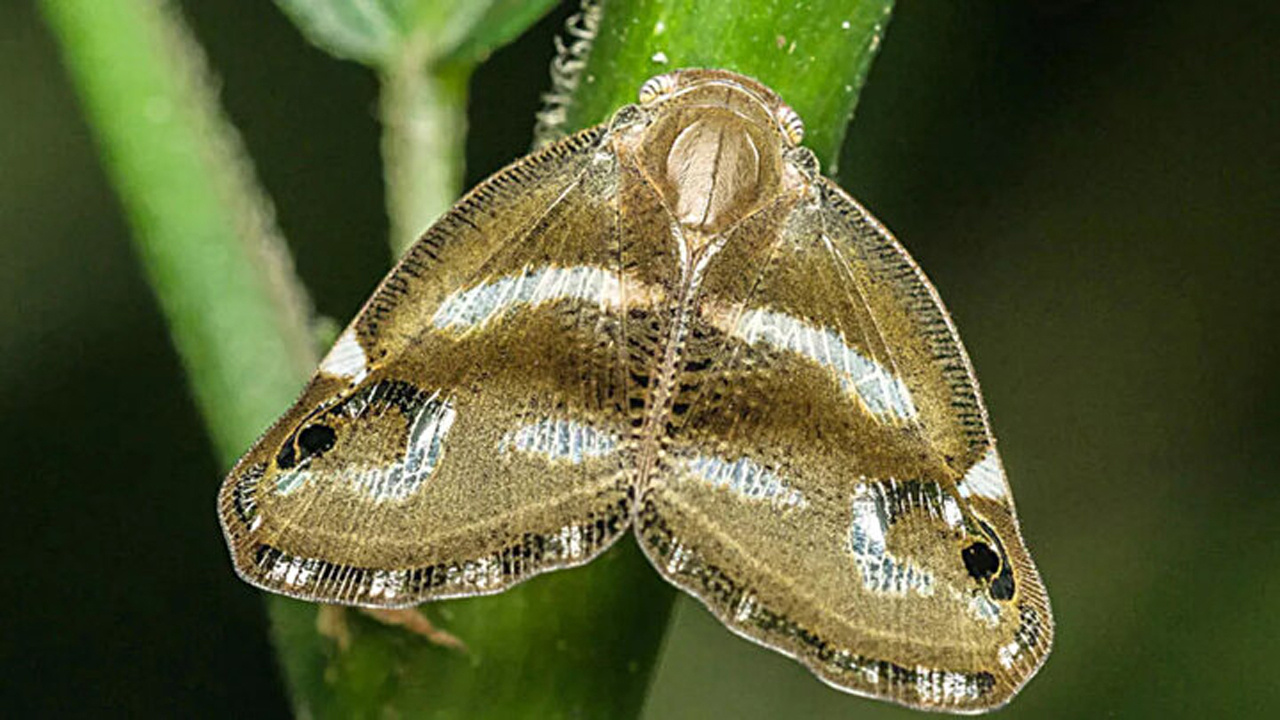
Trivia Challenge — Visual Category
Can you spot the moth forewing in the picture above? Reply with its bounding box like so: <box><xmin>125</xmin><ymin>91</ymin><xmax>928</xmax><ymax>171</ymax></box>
<box><xmin>613</xmin><ymin>70</ymin><xmax>1050</xmax><ymax>712</ymax></box>
<box><xmin>217</xmin><ymin>68</ymin><xmax>1052</xmax><ymax>713</ymax></box>
<box><xmin>218</xmin><ymin>124</ymin><xmax>642</xmax><ymax>607</ymax></box>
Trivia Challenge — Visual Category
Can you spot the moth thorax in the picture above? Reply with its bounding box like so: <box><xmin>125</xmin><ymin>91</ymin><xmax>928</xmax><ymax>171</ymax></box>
<box><xmin>653</xmin><ymin>108</ymin><xmax>781</xmax><ymax>235</ymax></box>
<box><xmin>666</xmin><ymin>114</ymin><xmax>758</xmax><ymax>231</ymax></box>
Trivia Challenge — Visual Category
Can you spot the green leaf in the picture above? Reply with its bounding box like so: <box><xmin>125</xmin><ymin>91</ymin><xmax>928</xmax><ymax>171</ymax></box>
<box><xmin>274</xmin><ymin>0</ymin><xmax>411</xmax><ymax>65</ymax></box>
<box><xmin>274</xmin><ymin>0</ymin><xmax>561</xmax><ymax>67</ymax></box>
<box><xmin>444</xmin><ymin>0</ymin><xmax>566</xmax><ymax>65</ymax></box>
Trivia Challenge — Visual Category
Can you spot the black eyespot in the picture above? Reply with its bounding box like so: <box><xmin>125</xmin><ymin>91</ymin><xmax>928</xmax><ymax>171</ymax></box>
<box><xmin>962</xmin><ymin>542</ymin><xmax>1000</xmax><ymax>581</ymax></box>
<box><xmin>275</xmin><ymin>441</ymin><xmax>297</xmax><ymax>469</ymax></box>
<box><xmin>990</xmin><ymin>571</ymin><xmax>1016</xmax><ymax>601</ymax></box>
<box><xmin>297</xmin><ymin>424</ymin><xmax>337</xmax><ymax>458</ymax></box>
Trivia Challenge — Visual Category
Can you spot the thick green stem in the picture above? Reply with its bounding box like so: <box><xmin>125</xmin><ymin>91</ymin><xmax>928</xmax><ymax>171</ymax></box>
<box><xmin>40</xmin><ymin>0</ymin><xmax>316</xmax><ymax>460</ymax></box>
<box><xmin>383</xmin><ymin>55</ymin><xmax>470</xmax><ymax>257</ymax></box>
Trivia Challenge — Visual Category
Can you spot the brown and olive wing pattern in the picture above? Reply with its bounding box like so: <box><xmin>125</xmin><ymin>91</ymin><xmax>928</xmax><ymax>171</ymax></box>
<box><xmin>217</xmin><ymin>125</ymin><xmax>662</xmax><ymax>607</ymax></box>
<box><xmin>635</xmin><ymin>178</ymin><xmax>1051</xmax><ymax>712</ymax></box>
<box><xmin>216</xmin><ymin>68</ymin><xmax>1052</xmax><ymax>714</ymax></box>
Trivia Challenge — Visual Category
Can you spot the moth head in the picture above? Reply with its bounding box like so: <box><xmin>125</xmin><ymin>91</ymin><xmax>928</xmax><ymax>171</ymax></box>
<box><xmin>636</xmin><ymin>69</ymin><xmax>805</xmax><ymax>148</ymax></box>
<box><xmin>629</xmin><ymin>69</ymin><xmax>809</xmax><ymax>233</ymax></box>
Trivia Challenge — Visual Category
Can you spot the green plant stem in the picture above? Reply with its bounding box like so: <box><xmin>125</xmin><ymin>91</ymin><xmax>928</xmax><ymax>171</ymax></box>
<box><xmin>383</xmin><ymin>54</ymin><xmax>470</xmax><ymax>257</ymax></box>
<box><xmin>40</xmin><ymin>0</ymin><xmax>316</xmax><ymax>460</ymax></box>
<box><xmin>39</xmin><ymin>2</ymin><xmax>340</xmax><ymax>715</ymax></box>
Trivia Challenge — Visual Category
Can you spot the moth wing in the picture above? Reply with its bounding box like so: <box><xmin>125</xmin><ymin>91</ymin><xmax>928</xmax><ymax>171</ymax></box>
<box><xmin>636</xmin><ymin>178</ymin><xmax>1052</xmax><ymax>712</ymax></box>
<box><xmin>219</xmin><ymin>125</ymin><xmax>645</xmax><ymax>607</ymax></box>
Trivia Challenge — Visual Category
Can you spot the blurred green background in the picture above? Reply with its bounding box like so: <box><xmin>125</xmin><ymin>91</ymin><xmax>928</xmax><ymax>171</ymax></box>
<box><xmin>3</xmin><ymin>1</ymin><xmax>1277</xmax><ymax>717</ymax></box>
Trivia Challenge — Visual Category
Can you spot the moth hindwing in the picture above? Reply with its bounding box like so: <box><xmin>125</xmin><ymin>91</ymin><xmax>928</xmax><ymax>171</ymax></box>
<box><xmin>218</xmin><ymin>68</ymin><xmax>1052</xmax><ymax>713</ymax></box>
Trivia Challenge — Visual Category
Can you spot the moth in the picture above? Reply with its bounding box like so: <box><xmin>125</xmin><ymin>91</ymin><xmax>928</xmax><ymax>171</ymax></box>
<box><xmin>219</xmin><ymin>69</ymin><xmax>1052</xmax><ymax>713</ymax></box>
